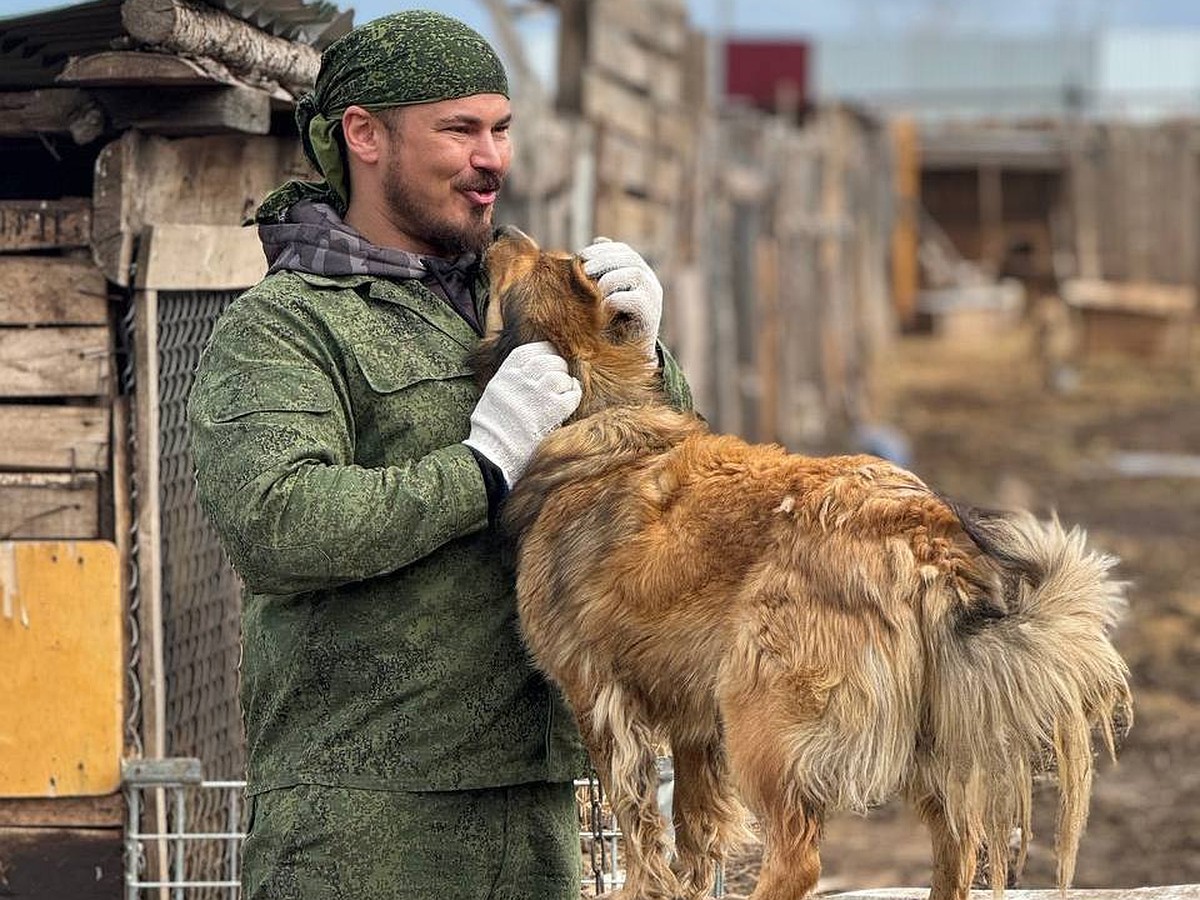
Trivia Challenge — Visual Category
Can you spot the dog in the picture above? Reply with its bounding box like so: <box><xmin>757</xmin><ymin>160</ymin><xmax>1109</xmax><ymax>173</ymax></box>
<box><xmin>473</xmin><ymin>227</ymin><xmax>1132</xmax><ymax>900</ymax></box>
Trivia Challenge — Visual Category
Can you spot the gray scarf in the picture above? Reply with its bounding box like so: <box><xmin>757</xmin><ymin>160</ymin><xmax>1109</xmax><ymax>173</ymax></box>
<box><xmin>258</xmin><ymin>200</ymin><xmax>482</xmax><ymax>332</ymax></box>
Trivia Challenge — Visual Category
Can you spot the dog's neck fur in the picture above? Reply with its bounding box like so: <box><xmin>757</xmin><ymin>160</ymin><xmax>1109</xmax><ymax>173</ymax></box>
<box><xmin>570</xmin><ymin>352</ymin><xmax>664</xmax><ymax>421</ymax></box>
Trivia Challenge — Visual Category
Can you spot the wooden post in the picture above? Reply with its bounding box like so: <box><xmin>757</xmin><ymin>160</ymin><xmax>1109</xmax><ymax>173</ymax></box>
<box><xmin>818</xmin><ymin>112</ymin><xmax>849</xmax><ymax>426</ymax></box>
<box><xmin>978</xmin><ymin>163</ymin><xmax>1004</xmax><ymax>278</ymax></box>
<box><xmin>756</xmin><ymin>236</ymin><xmax>780</xmax><ymax>443</ymax></box>
<box><xmin>889</xmin><ymin>117</ymin><xmax>921</xmax><ymax>327</ymax></box>
<box><xmin>131</xmin><ymin>288</ymin><xmax>166</xmax><ymax>763</ymax></box>
<box><xmin>555</xmin><ymin>0</ymin><xmax>589</xmax><ymax>114</ymax></box>
<box><xmin>131</xmin><ymin>285</ymin><xmax>171</xmax><ymax>896</ymax></box>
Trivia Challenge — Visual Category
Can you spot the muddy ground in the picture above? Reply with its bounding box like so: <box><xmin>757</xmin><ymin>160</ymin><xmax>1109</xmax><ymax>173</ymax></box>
<box><xmin>722</xmin><ymin>324</ymin><xmax>1200</xmax><ymax>896</ymax></box>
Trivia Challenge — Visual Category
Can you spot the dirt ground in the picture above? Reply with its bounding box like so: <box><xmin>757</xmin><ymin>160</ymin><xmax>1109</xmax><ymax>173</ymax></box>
<box><xmin>722</xmin><ymin>323</ymin><xmax>1200</xmax><ymax>896</ymax></box>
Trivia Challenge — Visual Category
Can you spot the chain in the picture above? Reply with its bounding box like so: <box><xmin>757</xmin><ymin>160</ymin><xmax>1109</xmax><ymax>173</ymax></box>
<box><xmin>588</xmin><ymin>771</ymin><xmax>606</xmax><ymax>894</ymax></box>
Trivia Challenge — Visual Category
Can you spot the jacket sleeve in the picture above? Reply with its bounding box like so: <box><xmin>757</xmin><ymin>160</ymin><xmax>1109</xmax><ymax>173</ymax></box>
<box><xmin>187</xmin><ymin>293</ymin><xmax>489</xmax><ymax>597</ymax></box>
<box><xmin>657</xmin><ymin>342</ymin><xmax>694</xmax><ymax>413</ymax></box>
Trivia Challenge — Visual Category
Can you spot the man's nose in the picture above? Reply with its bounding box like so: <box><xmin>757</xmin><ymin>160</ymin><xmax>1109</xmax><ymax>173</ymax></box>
<box><xmin>471</xmin><ymin>134</ymin><xmax>505</xmax><ymax>172</ymax></box>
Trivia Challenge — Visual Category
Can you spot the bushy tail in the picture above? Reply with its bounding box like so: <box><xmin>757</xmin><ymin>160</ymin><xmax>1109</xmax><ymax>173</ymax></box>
<box><xmin>920</xmin><ymin>509</ymin><xmax>1132</xmax><ymax>894</ymax></box>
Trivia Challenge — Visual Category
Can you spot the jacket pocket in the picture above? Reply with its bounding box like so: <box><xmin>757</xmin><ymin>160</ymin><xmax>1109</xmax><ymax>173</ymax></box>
<box><xmin>351</xmin><ymin>341</ymin><xmax>473</xmax><ymax>395</ymax></box>
<box><xmin>207</xmin><ymin>366</ymin><xmax>335</xmax><ymax>423</ymax></box>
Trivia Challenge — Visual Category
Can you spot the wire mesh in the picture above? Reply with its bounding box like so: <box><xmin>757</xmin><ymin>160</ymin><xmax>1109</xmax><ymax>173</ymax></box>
<box><xmin>155</xmin><ymin>290</ymin><xmax>246</xmax><ymax>898</ymax></box>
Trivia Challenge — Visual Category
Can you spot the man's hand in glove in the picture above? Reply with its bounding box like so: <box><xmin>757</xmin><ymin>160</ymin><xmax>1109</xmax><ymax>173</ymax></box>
<box><xmin>579</xmin><ymin>237</ymin><xmax>662</xmax><ymax>364</ymax></box>
<box><xmin>463</xmin><ymin>341</ymin><xmax>582</xmax><ymax>488</ymax></box>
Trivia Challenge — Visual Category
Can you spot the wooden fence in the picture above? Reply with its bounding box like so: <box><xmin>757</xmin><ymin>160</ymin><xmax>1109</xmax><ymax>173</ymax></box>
<box><xmin>500</xmin><ymin>0</ymin><xmax>897</xmax><ymax>447</ymax></box>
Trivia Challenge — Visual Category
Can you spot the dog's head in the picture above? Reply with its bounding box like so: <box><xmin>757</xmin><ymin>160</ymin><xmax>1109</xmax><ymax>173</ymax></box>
<box><xmin>473</xmin><ymin>226</ymin><xmax>661</xmax><ymax>416</ymax></box>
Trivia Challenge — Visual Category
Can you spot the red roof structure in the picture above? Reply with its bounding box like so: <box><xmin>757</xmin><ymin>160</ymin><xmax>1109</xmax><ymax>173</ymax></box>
<box><xmin>724</xmin><ymin>39</ymin><xmax>809</xmax><ymax>111</ymax></box>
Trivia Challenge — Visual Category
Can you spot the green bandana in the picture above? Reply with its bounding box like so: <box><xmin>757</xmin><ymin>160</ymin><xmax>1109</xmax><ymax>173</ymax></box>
<box><xmin>256</xmin><ymin>10</ymin><xmax>509</xmax><ymax>223</ymax></box>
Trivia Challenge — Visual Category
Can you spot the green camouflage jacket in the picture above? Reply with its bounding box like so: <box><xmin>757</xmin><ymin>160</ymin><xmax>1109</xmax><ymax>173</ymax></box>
<box><xmin>188</xmin><ymin>260</ymin><xmax>692</xmax><ymax>795</ymax></box>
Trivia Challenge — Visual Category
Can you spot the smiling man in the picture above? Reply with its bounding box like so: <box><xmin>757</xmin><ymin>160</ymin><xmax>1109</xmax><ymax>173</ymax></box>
<box><xmin>187</xmin><ymin>9</ymin><xmax>691</xmax><ymax>900</ymax></box>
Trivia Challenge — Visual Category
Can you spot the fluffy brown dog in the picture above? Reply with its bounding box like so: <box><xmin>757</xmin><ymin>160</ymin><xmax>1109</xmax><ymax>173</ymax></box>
<box><xmin>474</xmin><ymin>228</ymin><xmax>1132</xmax><ymax>900</ymax></box>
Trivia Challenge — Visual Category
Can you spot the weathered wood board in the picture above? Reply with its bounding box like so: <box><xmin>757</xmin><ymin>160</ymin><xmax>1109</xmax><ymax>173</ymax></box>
<box><xmin>0</xmin><ymin>256</ymin><xmax>108</xmax><ymax>325</ymax></box>
<box><xmin>0</xmin><ymin>405</ymin><xmax>110</xmax><ymax>472</ymax></box>
<box><xmin>0</xmin><ymin>326</ymin><xmax>111</xmax><ymax>397</ymax></box>
<box><xmin>0</xmin><ymin>473</ymin><xmax>100</xmax><ymax>539</ymax></box>
<box><xmin>0</xmin><ymin>198</ymin><xmax>91</xmax><ymax>252</ymax></box>
<box><xmin>0</xmin><ymin>541</ymin><xmax>122</xmax><ymax>797</ymax></box>
<box><xmin>0</xmin><ymin>826</ymin><xmax>123</xmax><ymax>898</ymax></box>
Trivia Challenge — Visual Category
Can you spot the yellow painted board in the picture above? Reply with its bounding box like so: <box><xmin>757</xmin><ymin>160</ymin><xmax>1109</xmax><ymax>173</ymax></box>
<box><xmin>0</xmin><ymin>541</ymin><xmax>123</xmax><ymax>797</ymax></box>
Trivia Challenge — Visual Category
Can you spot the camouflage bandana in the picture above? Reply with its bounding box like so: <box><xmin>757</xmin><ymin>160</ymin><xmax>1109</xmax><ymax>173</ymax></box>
<box><xmin>255</xmin><ymin>10</ymin><xmax>509</xmax><ymax>223</ymax></box>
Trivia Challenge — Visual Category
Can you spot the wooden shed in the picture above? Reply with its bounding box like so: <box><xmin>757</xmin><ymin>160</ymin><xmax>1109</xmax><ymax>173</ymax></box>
<box><xmin>0</xmin><ymin>1</ymin><xmax>345</xmax><ymax>894</ymax></box>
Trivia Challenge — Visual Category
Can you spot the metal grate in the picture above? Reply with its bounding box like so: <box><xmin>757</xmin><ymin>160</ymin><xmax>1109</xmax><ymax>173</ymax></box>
<box><xmin>123</xmin><ymin>758</ymin><xmax>246</xmax><ymax>900</ymax></box>
<box><xmin>123</xmin><ymin>759</ymin><xmax>635</xmax><ymax>897</ymax></box>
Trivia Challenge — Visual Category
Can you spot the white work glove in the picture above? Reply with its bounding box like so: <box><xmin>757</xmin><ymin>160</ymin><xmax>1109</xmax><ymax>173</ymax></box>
<box><xmin>463</xmin><ymin>341</ymin><xmax>582</xmax><ymax>487</ymax></box>
<box><xmin>579</xmin><ymin>237</ymin><xmax>662</xmax><ymax>364</ymax></box>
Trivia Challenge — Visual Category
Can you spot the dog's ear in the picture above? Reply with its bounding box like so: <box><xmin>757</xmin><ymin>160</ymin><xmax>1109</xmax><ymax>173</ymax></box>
<box><xmin>569</xmin><ymin>257</ymin><xmax>642</xmax><ymax>347</ymax></box>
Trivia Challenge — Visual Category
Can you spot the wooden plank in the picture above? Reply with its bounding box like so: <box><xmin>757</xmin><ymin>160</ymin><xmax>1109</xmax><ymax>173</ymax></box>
<box><xmin>0</xmin><ymin>474</ymin><xmax>99</xmax><ymax>539</ymax></box>
<box><xmin>58</xmin><ymin>50</ymin><xmax>233</xmax><ymax>87</ymax></box>
<box><xmin>0</xmin><ymin>827</ymin><xmax>123</xmax><ymax>899</ymax></box>
<box><xmin>1062</xmin><ymin>278</ymin><xmax>1197</xmax><ymax>315</ymax></box>
<box><xmin>0</xmin><ymin>793</ymin><xmax>123</xmax><ymax>828</ymax></box>
<box><xmin>0</xmin><ymin>327</ymin><xmax>111</xmax><ymax>397</ymax></box>
<box><xmin>91</xmin><ymin>130</ymin><xmax>312</xmax><ymax>285</ymax></box>
<box><xmin>0</xmin><ymin>405</ymin><xmax>110</xmax><ymax>472</ymax></box>
<box><xmin>834</xmin><ymin>889</ymin><xmax>1200</xmax><ymax>900</ymax></box>
<box><xmin>589</xmin><ymin>21</ymin><xmax>655</xmax><ymax>92</ymax></box>
<box><xmin>583</xmin><ymin>71</ymin><xmax>656</xmax><ymax>143</ymax></box>
<box><xmin>0</xmin><ymin>89</ymin><xmax>105</xmax><ymax>144</ymax></box>
<box><xmin>597</xmin><ymin>0</ymin><xmax>688</xmax><ymax>57</ymax></box>
<box><xmin>138</xmin><ymin>223</ymin><xmax>266</xmax><ymax>290</ymax></box>
<box><xmin>597</xmin><ymin>130</ymin><xmax>653</xmax><ymax>197</ymax></box>
<box><xmin>0</xmin><ymin>198</ymin><xmax>90</xmax><ymax>253</ymax></box>
<box><xmin>0</xmin><ymin>257</ymin><xmax>108</xmax><ymax>325</ymax></box>
<box><xmin>95</xmin><ymin>83</ymin><xmax>271</xmax><ymax>136</ymax></box>
<box><xmin>593</xmin><ymin>191</ymin><xmax>669</xmax><ymax>260</ymax></box>
<box><xmin>0</xmin><ymin>541</ymin><xmax>122</xmax><ymax>797</ymax></box>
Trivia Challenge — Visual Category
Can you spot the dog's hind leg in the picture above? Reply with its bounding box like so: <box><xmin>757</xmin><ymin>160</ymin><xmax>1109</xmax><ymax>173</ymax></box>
<box><xmin>745</xmin><ymin>795</ymin><xmax>823</xmax><ymax>900</ymax></box>
<box><xmin>576</xmin><ymin>680</ymin><xmax>681</xmax><ymax>900</ymax></box>
<box><xmin>670</xmin><ymin>732</ymin><xmax>745</xmax><ymax>900</ymax></box>
<box><xmin>914</xmin><ymin>794</ymin><xmax>977</xmax><ymax>900</ymax></box>
<box><xmin>722</xmin><ymin>706</ymin><xmax>823</xmax><ymax>900</ymax></box>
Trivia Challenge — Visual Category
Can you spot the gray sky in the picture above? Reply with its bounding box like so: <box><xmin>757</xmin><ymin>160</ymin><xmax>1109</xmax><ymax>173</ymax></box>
<box><xmin>8</xmin><ymin>0</ymin><xmax>1200</xmax><ymax>35</ymax></box>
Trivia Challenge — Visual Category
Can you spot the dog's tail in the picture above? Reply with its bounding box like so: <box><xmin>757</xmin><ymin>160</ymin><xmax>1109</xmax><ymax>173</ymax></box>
<box><xmin>919</xmin><ymin>507</ymin><xmax>1131</xmax><ymax>894</ymax></box>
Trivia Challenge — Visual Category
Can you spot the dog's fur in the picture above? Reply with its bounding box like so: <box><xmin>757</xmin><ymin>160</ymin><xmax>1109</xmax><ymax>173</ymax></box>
<box><xmin>474</xmin><ymin>228</ymin><xmax>1132</xmax><ymax>900</ymax></box>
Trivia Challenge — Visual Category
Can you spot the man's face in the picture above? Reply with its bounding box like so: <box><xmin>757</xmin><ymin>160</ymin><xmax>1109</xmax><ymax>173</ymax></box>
<box><xmin>378</xmin><ymin>93</ymin><xmax>512</xmax><ymax>257</ymax></box>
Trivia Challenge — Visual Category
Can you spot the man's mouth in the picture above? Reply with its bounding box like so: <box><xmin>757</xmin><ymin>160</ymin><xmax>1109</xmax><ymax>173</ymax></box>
<box><xmin>460</xmin><ymin>177</ymin><xmax>502</xmax><ymax>207</ymax></box>
<box><xmin>463</xmin><ymin>189</ymin><xmax>498</xmax><ymax>206</ymax></box>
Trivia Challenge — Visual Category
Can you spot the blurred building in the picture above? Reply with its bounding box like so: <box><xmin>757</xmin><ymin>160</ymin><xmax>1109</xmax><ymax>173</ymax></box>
<box><xmin>809</xmin><ymin>29</ymin><xmax>1200</xmax><ymax>121</ymax></box>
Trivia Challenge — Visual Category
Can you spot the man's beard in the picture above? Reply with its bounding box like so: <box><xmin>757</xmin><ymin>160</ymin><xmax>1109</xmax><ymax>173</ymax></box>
<box><xmin>383</xmin><ymin>170</ymin><xmax>501</xmax><ymax>257</ymax></box>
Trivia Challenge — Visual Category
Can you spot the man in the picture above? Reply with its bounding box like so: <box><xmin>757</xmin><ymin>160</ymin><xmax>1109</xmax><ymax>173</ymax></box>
<box><xmin>187</xmin><ymin>10</ymin><xmax>691</xmax><ymax>899</ymax></box>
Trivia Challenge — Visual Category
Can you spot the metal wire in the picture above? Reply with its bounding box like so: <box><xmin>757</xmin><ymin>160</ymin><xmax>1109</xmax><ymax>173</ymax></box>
<box><xmin>155</xmin><ymin>290</ymin><xmax>245</xmax><ymax>899</ymax></box>
<box><xmin>117</xmin><ymin>286</ymin><xmax>144</xmax><ymax>760</ymax></box>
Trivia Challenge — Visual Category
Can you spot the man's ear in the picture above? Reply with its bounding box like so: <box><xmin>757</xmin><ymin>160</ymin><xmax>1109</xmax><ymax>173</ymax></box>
<box><xmin>341</xmin><ymin>105</ymin><xmax>383</xmax><ymax>166</ymax></box>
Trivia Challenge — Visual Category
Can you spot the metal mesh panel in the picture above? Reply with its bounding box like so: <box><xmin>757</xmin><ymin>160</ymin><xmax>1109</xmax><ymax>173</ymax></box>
<box><xmin>156</xmin><ymin>290</ymin><xmax>246</xmax><ymax>896</ymax></box>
